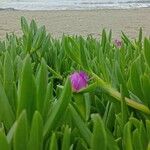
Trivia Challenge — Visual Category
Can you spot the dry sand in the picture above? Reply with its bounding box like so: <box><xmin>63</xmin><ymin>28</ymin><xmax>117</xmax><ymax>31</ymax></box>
<box><xmin>0</xmin><ymin>8</ymin><xmax>150</xmax><ymax>39</ymax></box>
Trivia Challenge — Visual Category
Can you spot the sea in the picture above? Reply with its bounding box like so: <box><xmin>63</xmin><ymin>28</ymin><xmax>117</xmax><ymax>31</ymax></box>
<box><xmin>0</xmin><ymin>0</ymin><xmax>150</xmax><ymax>10</ymax></box>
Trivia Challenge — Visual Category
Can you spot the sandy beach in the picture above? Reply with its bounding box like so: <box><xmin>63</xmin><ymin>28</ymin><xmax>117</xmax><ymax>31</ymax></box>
<box><xmin>0</xmin><ymin>8</ymin><xmax>150</xmax><ymax>39</ymax></box>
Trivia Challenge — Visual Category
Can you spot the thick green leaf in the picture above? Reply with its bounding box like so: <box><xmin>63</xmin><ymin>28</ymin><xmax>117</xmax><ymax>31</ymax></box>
<box><xmin>44</xmin><ymin>78</ymin><xmax>72</xmax><ymax>137</ymax></box>
<box><xmin>84</xmin><ymin>93</ymin><xmax>91</xmax><ymax>121</ymax></box>
<box><xmin>7</xmin><ymin>121</ymin><xmax>17</xmax><ymax>144</ymax></box>
<box><xmin>130</xmin><ymin>58</ymin><xmax>143</xmax><ymax>100</ymax></box>
<box><xmin>129</xmin><ymin>117</ymin><xmax>140</xmax><ymax>129</ymax></box>
<box><xmin>0</xmin><ymin>60</ymin><xmax>3</xmax><ymax>82</ymax></box>
<box><xmin>147</xmin><ymin>143</ymin><xmax>150</xmax><ymax>150</ymax></box>
<box><xmin>138</xmin><ymin>27</ymin><xmax>142</xmax><ymax>43</ymax></box>
<box><xmin>73</xmin><ymin>93</ymin><xmax>86</xmax><ymax>120</ymax></box>
<box><xmin>28</xmin><ymin>111</ymin><xmax>43</xmax><ymax>150</ymax></box>
<box><xmin>80</xmin><ymin>37</ymin><xmax>89</xmax><ymax>70</ymax></box>
<box><xmin>121</xmin><ymin>31</ymin><xmax>133</xmax><ymax>47</ymax></box>
<box><xmin>64</xmin><ymin>37</ymin><xmax>81</xmax><ymax>65</ymax></box>
<box><xmin>108</xmin><ymin>29</ymin><xmax>112</xmax><ymax>42</ymax></box>
<box><xmin>4</xmin><ymin>51</ymin><xmax>15</xmax><ymax>112</ymax></box>
<box><xmin>21</xmin><ymin>16</ymin><xmax>29</xmax><ymax>37</ymax></box>
<box><xmin>62</xmin><ymin>125</ymin><xmax>71</xmax><ymax>150</ymax></box>
<box><xmin>139</xmin><ymin>122</ymin><xmax>148</xmax><ymax>150</ymax></box>
<box><xmin>141</xmin><ymin>74</ymin><xmax>150</xmax><ymax>107</ymax></box>
<box><xmin>101</xmin><ymin>29</ymin><xmax>107</xmax><ymax>51</ymax></box>
<box><xmin>146</xmin><ymin>120</ymin><xmax>150</xmax><ymax>143</ymax></box>
<box><xmin>13</xmin><ymin>110</ymin><xmax>28</xmax><ymax>150</ymax></box>
<box><xmin>106</xmin><ymin>129</ymin><xmax>119</xmax><ymax>150</ymax></box>
<box><xmin>43</xmin><ymin>82</ymin><xmax>53</xmax><ymax>122</ymax></box>
<box><xmin>103</xmin><ymin>103</ymin><xmax>115</xmax><ymax>131</ymax></box>
<box><xmin>49</xmin><ymin>133</ymin><xmax>58</xmax><ymax>150</ymax></box>
<box><xmin>132</xmin><ymin>129</ymin><xmax>143</xmax><ymax>150</ymax></box>
<box><xmin>30</xmin><ymin>19</ymin><xmax>37</xmax><ymax>36</ymax></box>
<box><xmin>17</xmin><ymin>55</ymin><xmax>36</xmax><ymax>124</ymax></box>
<box><xmin>0</xmin><ymin>122</ymin><xmax>5</xmax><ymax>133</ymax></box>
<box><xmin>91</xmin><ymin>114</ymin><xmax>107</xmax><ymax>150</ymax></box>
<box><xmin>31</xmin><ymin>26</ymin><xmax>46</xmax><ymax>52</ymax></box>
<box><xmin>0</xmin><ymin>131</ymin><xmax>10</xmax><ymax>150</ymax></box>
<box><xmin>123</xmin><ymin>122</ymin><xmax>133</xmax><ymax>150</ymax></box>
<box><xmin>120</xmin><ymin>85</ymin><xmax>128</xmax><ymax>127</ymax></box>
<box><xmin>9</xmin><ymin>36</ymin><xmax>17</xmax><ymax>61</ymax></box>
<box><xmin>69</xmin><ymin>104</ymin><xmax>92</xmax><ymax>146</ymax></box>
<box><xmin>144</xmin><ymin>38</ymin><xmax>150</xmax><ymax>69</ymax></box>
<box><xmin>36</xmin><ymin>58</ymin><xmax>48</xmax><ymax>114</ymax></box>
<box><xmin>0</xmin><ymin>79</ymin><xmax>15</xmax><ymax>131</ymax></box>
<box><xmin>14</xmin><ymin>55</ymin><xmax>23</xmax><ymax>81</ymax></box>
<box><xmin>78</xmin><ymin>82</ymin><xmax>98</xmax><ymax>93</ymax></box>
<box><xmin>115</xmin><ymin>61</ymin><xmax>129</xmax><ymax>97</ymax></box>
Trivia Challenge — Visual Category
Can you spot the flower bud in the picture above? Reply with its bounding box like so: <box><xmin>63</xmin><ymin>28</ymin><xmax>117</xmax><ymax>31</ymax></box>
<box><xmin>114</xmin><ymin>39</ymin><xmax>122</xmax><ymax>48</ymax></box>
<box><xmin>70</xmin><ymin>71</ymin><xmax>89</xmax><ymax>92</ymax></box>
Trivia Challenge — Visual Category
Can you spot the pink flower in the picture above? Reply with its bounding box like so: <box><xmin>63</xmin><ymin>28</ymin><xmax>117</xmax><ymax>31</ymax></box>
<box><xmin>114</xmin><ymin>39</ymin><xmax>122</xmax><ymax>48</ymax></box>
<box><xmin>70</xmin><ymin>71</ymin><xmax>89</xmax><ymax>92</ymax></box>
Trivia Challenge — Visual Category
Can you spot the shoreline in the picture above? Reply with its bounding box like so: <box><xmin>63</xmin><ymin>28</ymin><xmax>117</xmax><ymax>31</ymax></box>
<box><xmin>0</xmin><ymin>8</ymin><xmax>150</xmax><ymax>39</ymax></box>
<box><xmin>0</xmin><ymin>6</ymin><xmax>150</xmax><ymax>11</ymax></box>
<box><xmin>0</xmin><ymin>1</ymin><xmax>150</xmax><ymax>11</ymax></box>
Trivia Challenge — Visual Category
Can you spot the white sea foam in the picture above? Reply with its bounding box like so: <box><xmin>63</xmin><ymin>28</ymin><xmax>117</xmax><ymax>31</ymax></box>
<box><xmin>0</xmin><ymin>0</ymin><xmax>150</xmax><ymax>10</ymax></box>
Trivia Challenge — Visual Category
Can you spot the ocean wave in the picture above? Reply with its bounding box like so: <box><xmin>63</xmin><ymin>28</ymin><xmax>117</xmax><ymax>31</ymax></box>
<box><xmin>0</xmin><ymin>0</ymin><xmax>150</xmax><ymax>10</ymax></box>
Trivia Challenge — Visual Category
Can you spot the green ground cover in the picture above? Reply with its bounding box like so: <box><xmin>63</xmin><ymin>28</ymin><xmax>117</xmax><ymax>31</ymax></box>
<box><xmin>0</xmin><ymin>17</ymin><xmax>150</xmax><ymax>150</ymax></box>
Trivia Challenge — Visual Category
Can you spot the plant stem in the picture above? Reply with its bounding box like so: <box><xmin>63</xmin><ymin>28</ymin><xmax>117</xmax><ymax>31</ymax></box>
<box><xmin>92</xmin><ymin>72</ymin><xmax>150</xmax><ymax>115</ymax></box>
<box><xmin>47</xmin><ymin>65</ymin><xmax>63</xmax><ymax>80</ymax></box>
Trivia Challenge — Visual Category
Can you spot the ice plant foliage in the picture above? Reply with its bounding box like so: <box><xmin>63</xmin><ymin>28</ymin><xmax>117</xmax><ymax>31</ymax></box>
<box><xmin>70</xmin><ymin>71</ymin><xmax>89</xmax><ymax>92</ymax></box>
<box><xmin>0</xmin><ymin>18</ymin><xmax>150</xmax><ymax>150</ymax></box>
